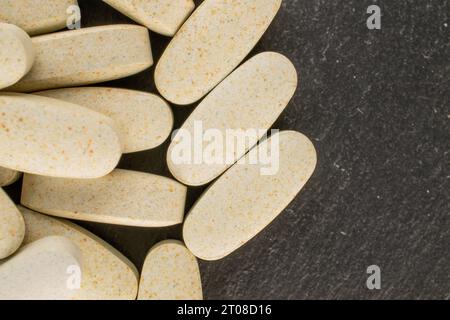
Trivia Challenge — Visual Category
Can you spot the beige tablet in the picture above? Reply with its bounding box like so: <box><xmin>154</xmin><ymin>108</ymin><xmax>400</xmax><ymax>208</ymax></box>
<box><xmin>138</xmin><ymin>240</ymin><xmax>202</xmax><ymax>300</ymax></box>
<box><xmin>183</xmin><ymin>131</ymin><xmax>317</xmax><ymax>260</ymax></box>
<box><xmin>0</xmin><ymin>93</ymin><xmax>122</xmax><ymax>179</ymax></box>
<box><xmin>0</xmin><ymin>189</ymin><xmax>25</xmax><ymax>259</ymax></box>
<box><xmin>103</xmin><ymin>0</ymin><xmax>195</xmax><ymax>36</ymax></box>
<box><xmin>155</xmin><ymin>0</ymin><xmax>282</xmax><ymax>105</ymax></box>
<box><xmin>21</xmin><ymin>169</ymin><xmax>187</xmax><ymax>227</ymax></box>
<box><xmin>20</xmin><ymin>206</ymin><xmax>139</xmax><ymax>300</ymax></box>
<box><xmin>37</xmin><ymin>87</ymin><xmax>173</xmax><ymax>153</ymax></box>
<box><xmin>0</xmin><ymin>167</ymin><xmax>21</xmax><ymax>187</ymax></box>
<box><xmin>8</xmin><ymin>25</ymin><xmax>153</xmax><ymax>92</ymax></box>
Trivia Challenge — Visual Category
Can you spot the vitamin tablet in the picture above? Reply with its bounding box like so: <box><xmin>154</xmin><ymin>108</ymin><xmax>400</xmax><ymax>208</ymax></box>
<box><xmin>8</xmin><ymin>25</ymin><xmax>153</xmax><ymax>92</ymax></box>
<box><xmin>103</xmin><ymin>0</ymin><xmax>195</xmax><ymax>36</ymax></box>
<box><xmin>0</xmin><ymin>23</ymin><xmax>35</xmax><ymax>90</ymax></box>
<box><xmin>0</xmin><ymin>167</ymin><xmax>21</xmax><ymax>187</ymax></box>
<box><xmin>0</xmin><ymin>93</ymin><xmax>122</xmax><ymax>179</ymax></box>
<box><xmin>167</xmin><ymin>52</ymin><xmax>297</xmax><ymax>186</ymax></box>
<box><xmin>183</xmin><ymin>131</ymin><xmax>317</xmax><ymax>260</ymax></box>
<box><xmin>20</xmin><ymin>206</ymin><xmax>139</xmax><ymax>300</ymax></box>
<box><xmin>155</xmin><ymin>0</ymin><xmax>282</xmax><ymax>105</ymax></box>
<box><xmin>138</xmin><ymin>240</ymin><xmax>202</xmax><ymax>300</ymax></box>
<box><xmin>21</xmin><ymin>169</ymin><xmax>187</xmax><ymax>227</ymax></box>
<box><xmin>0</xmin><ymin>189</ymin><xmax>25</xmax><ymax>259</ymax></box>
<box><xmin>37</xmin><ymin>87</ymin><xmax>173</xmax><ymax>154</ymax></box>
<box><xmin>0</xmin><ymin>236</ymin><xmax>81</xmax><ymax>300</ymax></box>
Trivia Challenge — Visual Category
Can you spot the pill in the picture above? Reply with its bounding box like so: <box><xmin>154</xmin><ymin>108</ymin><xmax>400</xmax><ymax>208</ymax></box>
<box><xmin>103</xmin><ymin>0</ymin><xmax>195</xmax><ymax>36</ymax></box>
<box><xmin>138</xmin><ymin>240</ymin><xmax>202</xmax><ymax>300</ymax></box>
<box><xmin>183</xmin><ymin>131</ymin><xmax>317</xmax><ymax>260</ymax></box>
<box><xmin>37</xmin><ymin>87</ymin><xmax>173</xmax><ymax>154</ymax></box>
<box><xmin>155</xmin><ymin>0</ymin><xmax>282</xmax><ymax>105</ymax></box>
<box><xmin>19</xmin><ymin>206</ymin><xmax>139</xmax><ymax>300</ymax></box>
<box><xmin>0</xmin><ymin>189</ymin><xmax>25</xmax><ymax>259</ymax></box>
<box><xmin>0</xmin><ymin>93</ymin><xmax>122</xmax><ymax>178</ymax></box>
<box><xmin>0</xmin><ymin>0</ymin><xmax>78</xmax><ymax>36</ymax></box>
<box><xmin>167</xmin><ymin>52</ymin><xmax>297</xmax><ymax>186</ymax></box>
<box><xmin>0</xmin><ymin>236</ymin><xmax>81</xmax><ymax>300</ymax></box>
<box><xmin>21</xmin><ymin>169</ymin><xmax>187</xmax><ymax>227</ymax></box>
<box><xmin>0</xmin><ymin>23</ymin><xmax>35</xmax><ymax>90</ymax></box>
<box><xmin>0</xmin><ymin>167</ymin><xmax>21</xmax><ymax>187</ymax></box>
<box><xmin>7</xmin><ymin>25</ymin><xmax>153</xmax><ymax>92</ymax></box>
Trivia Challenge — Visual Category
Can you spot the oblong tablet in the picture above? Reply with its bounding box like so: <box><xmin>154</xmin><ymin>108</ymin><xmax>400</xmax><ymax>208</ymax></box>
<box><xmin>8</xmin><ymin>25</ymin><xmax>153</xmax><ymax>92</ymax></box>
<box><xmin>0</xmin><ymin>167</ymin><xmax>21</xmax><ymax>187</ymax></box>
<box><xmin>103</xmin><ymin>0</ymin><xmax>195</xmax><ymax>36</ymax></box>
<box><xmin>138</xmin><ymin>240</ymin><xmax>202</xmax><ymax>300</ymax></box>
<box><xmin>184</xmin><ymin>131</ymin><xmax>317</xmax><ymax>260</ymax></box>
<box><xmin>0</xmin><ymin>0</ymin><xmax>78</xmax><ymax>36</ymax></box>
<box><xmin>0</xmin><ymin>189</ymin><xmax>25</xmax><ymax>259</ymax></box>
<box><xmin>0</xmin><ymin>236</ymin><xmax>81</xmax><ymax>300</ymax></box>
<box><xmin>0</xmin><ymin>93</ymin><xmax>122</xmax><ymax>179</ymax></box>
<box><xmin>0</xmin><ymin>23</ymin><xmax>35</xmax><ymax>89</ymax></box>
<box><xmin>155</xmin><ymin>0</ymin><xmax>282</xmax><ymax>105</ymax></box>
<box><xmin>21</xmin><ymin>169</ymin><xmax>187</xmax><ymax>227</ymax></box>
<box><xmin>20</xmin><ymin>206</ymin><xmax>139</xmax><ymax>300</ymax></box>
<box><xmin>167</xmin><ymin>52</ymin><xmax>297</xmax><ymax>186</ymax></box>
<box><xmin>37</xmin><ymin>87</ymin><xmax>174</xmax><ymax>153</ymax></box>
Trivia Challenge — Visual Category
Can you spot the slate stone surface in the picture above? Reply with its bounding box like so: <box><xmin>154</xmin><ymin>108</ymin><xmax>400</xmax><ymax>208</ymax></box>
<box><xmin>5</xmin><ymin>0</ymin><xmax>449</xmax><ymax>299</ymax></box>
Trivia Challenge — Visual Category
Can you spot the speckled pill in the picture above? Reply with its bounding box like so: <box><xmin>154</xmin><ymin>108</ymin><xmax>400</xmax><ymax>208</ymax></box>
<box><xmin>0</xmin><ymin>93</ymin><xmax>122</xmax><ymax>179</ymax></box>
<box><xmin>0</xmin><ymin>0</ymin><xmax>78</xmax><ymax>36</ymax></box>
<box><xmin>0</xmin><ymin>23</ymin><xmax>35</xmax><ymax>90</ymax></box>
<box><xmin>103</xmin><ymin>0</ymin><xmax>195</xmax><ymax>36</ymax></box>
<box><xmin>138</xmin><ymin>240</ymin><xmax>203</xmax><ymax>300</ymax></box>
<box><xmin>0</xmin><ymin>236</ymin><xmax>81</xmax><ymax>300</ymax></box>
<box><xmin>7</xmin><ymin>25</ymin><xmax>153</xmax><ymax>92</ymax></box>
<box><xmin>183</xmin><ymin>131</ymin><xmax>317</xmax><ymax>261</ymax></box>
<box><xmin>167</xmin><ymin>52</ymin><xmax>298</xmax><ymax>186</ymax></box>
<box><xmin>0</xmin><ymin>167</ymin><xmax>21</xmax><ymax>187</ymax></box>
<box><xmin>155</xmin><ymin>0</ymin><xmax>282</xmax><ymax>105</ymax></box>
<box><xmin>19</xmin><ymin>206</ymin><xmax>139</xmax><ymax>300</ymax></box>
<box><xmin>37</xmin><ymin>87</ymin><xmax>173</xmax><ymax>154</ymax></box>
<box><xmin>21</xmin><ymin>169</ymin><xmax>187</xmax><ymax>227</ymax></box>
<box><xmin>0</xmin><ymin>188</ymin><xmax>25</xmax><ymax>259</ymax></box>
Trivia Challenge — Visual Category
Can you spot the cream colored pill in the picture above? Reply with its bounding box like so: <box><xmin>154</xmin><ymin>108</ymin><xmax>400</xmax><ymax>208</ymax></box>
<box><xmin>21</xmin><ymin>169</ymin><xmax>187</xmax><ymax>227</ymax></box>
<box><xmin>0</xmin><ymin>236</ymin><xmax>81</xmax><ymax>300</ymax></box>
<box><xmin>8</xmin><ymin>25</ymin><xmax>153</xmax><ymax>92</ymax></box>
<box><xmin>19</xmin><ymin>206</ymin><xmax>139</xmax><ymax>300</ymax></box>
<box><xmin>0</xmin><ymin>93</ymin><xmax>122</xmax><ymax>179</ymax></box>
<box><xmin>167</xmin><ymin>52</ymin><xmax>297</xmax><ymax>186</ymax></box>
<box><xmin>37</xmin><ymin>87</ymin><xmax>173</xmax><ymax>153</ymax></box>
<box><xmin>0</xmin><ymin>189</ymin><xmax>25</xmax><ymax>259</ymax></box>
<box><xmin>0</xmin><ymin>23</ymin><xmax>35</xmax><ymax>90</ymax></box>
<box><xmin>0</xmin><ymin>0</ymin><xmax>78</xmax><ymax>36</ymax></box>
<box><xmin>184</xmin><ymin>131</ymin><xmax>317</xmax><ymax>260</ymax></box>
<box><xmin>103</xmin><ymin>0</ymin><xmax>195</xmax><ymax>36</ymax></box>
<box><xmin>0</xmin><ymin>167</ymin><xmax>21</xmax><ymax>187</ymax></box>
<box><xmin>155</xmin><ymin>0</ymin><xmax>282</xmax><ymax>105</ymax></box>
<box><xmin>138</xmin><ymin>240</ymin><xmax>202</xmax><ymax>300</ymax></box>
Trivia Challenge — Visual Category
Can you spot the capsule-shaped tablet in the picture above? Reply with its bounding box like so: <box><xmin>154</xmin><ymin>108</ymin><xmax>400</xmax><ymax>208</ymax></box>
<box><xmin>37</xmin><ymin>87</ymin><xmax>173</xmax><ymax>153</ymax></box>
<box><xmin>103</xmin><ymin>0</ymin><xmax>195</xmax><ymax>36</ymax></box>
<box><xmin>8</xmin><ymin>25</ymin><xmax>153</xmax><ymax>92</ymax></box>
<box><xmin>0</xmin><ymin>23</ymin><xmax>35</xmax><ymax>90</ymax></box>
<box><xmin>183</xmin><ymin>131</ymin><xmax>317</xmax><ymax>260</ymax></box>
<box><xmin>0</xmin><ymin>167</ymin><xmax>21</xmax><ymax>187</ymax></box>
<box><xmin>0</xmin><ymin>236</ymin><xmax>81</xmax><ymax>300</ymax></box>
<box><xmin>167</xmin><ymin>52</ymin><xmax>297</xmax><ymax>186</ymax></box>
<box><xmin>155</xmin><ymin>0</ymin><xmax>282</xmax><ymax>105</ymax></box>
<box><xmin>0</xmin><ymin>189</ymin><xmax>25</xmax><ymax>259</ymax></box>
<box><xmin>0</xmin><ymin>0</ymin><xmax>78</xmax><ymax>36</ymax></box>
<box><xmin>19</xmin><ymin>206</ymin><xmax>139</xmax><ymax>300</ymax></box>
<box><xmin>138</xmin><ymin>240</ymin><xmax>202</xmax><ymax>300</ymax></box>
<box><xmin>21</xmin><ymin>169</ymin><xmax>187</xmax><ymax>227</ymax></box>
<box><xmin>0</xmin><ymin>93</ymin><xmax>122</xmax><ymax>179</ymax></box>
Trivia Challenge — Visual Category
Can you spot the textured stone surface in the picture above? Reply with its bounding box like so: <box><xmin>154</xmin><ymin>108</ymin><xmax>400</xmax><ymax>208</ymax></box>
<box><xmin>4</xmin><ymin>0</ymin><xmax>449</xmax><ymax>299</ymax></box>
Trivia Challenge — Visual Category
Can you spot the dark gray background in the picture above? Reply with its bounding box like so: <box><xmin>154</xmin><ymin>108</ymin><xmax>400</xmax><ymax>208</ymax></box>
<box><xmin>6</xmin><ymin>0</ymin><xmax>449</xmax><ymax>299</ymax></box>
